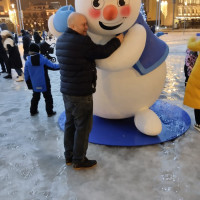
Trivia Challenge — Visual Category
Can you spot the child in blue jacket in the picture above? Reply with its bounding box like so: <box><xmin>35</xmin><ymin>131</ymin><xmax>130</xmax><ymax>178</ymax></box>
<box><xmin>24</xmin><ymin>43</ymin><xmax>60</xmax><ymax>117</ymax></box>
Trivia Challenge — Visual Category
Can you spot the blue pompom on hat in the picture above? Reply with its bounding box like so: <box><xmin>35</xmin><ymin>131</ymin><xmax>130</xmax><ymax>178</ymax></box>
<box><xmin>53</xmin><ymin>5</ymin><xmax>75</xmax><ymax>33</ymax></box>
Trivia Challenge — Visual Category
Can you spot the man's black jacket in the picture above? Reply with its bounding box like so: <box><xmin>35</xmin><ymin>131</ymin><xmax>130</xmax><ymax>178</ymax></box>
<box><xmin>56</xmin><ymin>28</ymin><xmax>120</xmax><ymax>96</ymax></box>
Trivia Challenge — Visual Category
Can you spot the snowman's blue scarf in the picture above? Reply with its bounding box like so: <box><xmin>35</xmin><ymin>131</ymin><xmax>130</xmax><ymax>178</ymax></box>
<box><xmin>127</xmin><ymin>13</ymin><xmax>169</xmax><ymax>75</ymax></box>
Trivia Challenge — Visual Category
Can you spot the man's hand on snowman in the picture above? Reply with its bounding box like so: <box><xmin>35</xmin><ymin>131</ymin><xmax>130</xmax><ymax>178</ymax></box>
<box><xmin>116</xmin><ymin>33</ymin><xmax>124</xmax><ymax>43</ymax></box>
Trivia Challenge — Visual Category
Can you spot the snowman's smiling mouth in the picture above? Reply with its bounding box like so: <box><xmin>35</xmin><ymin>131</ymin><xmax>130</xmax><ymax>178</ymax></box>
<box><xmin>99</xmin><ymin>21</ymin><xmax>123</xmax><ymax>30</ymax></box>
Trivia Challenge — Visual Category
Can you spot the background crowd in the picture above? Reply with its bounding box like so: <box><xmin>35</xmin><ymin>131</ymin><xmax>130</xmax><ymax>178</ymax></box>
<box><xmin>0</xmin><ymin>29</ymin><xmax>54</xmax><ymax>81</ymax></box>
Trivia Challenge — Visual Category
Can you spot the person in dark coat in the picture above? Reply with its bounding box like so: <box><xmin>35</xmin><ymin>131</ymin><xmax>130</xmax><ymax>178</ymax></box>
<box><xmin>0</xmin><ymin>32</ymin><xmax>12</xmax><ymax>78</ymax></box>
<box><xmin>0</xmin><ymin>54</ymin><xmax>6</xmax><ymax>74</ymax></box>
<box><xmin>4</xmin><ymin>37</ymin><xmax>24</xmax><ymax>81</ymax></box>
<box><xmin>21</xmin><ymin>30</ymin><xmax>31</xmax><ymax>61</ymax></box>
<box><xmin>33</xmin><ymin>31</ymin><xmax>42</xmax><ymax>44</ymax></box>
<box><xmin>14</xmin><ymin>32</ymin><xmax>18</xmax><ymax>45</ymax></box>
<box><xmin>42</xmin><ymin>30</ymin><xmax>46</xmax><ymax>41</ymax></box>
<box><xmin>0</xmin><ymin>35</ymin><xmax>7</xmax><ymax>73</ymax></box>
<box><xmin>56</xmin><ymin>12</ymin><xmax>123</xmax><ymax>169</ymax></box>
<box><xmin>27</xmin><ymin>30</ymin><xmax>32</xmax><ymax>40</ymax></box>
<box><xmin>24</xmin><ymin>43</ymin><xmax>60</xmax><ymax>117</ymax></box>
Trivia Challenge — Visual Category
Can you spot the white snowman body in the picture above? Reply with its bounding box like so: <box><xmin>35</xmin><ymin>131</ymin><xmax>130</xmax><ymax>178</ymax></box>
<box><xmin>74</xmin><ymin>0</ymin><xmax>167</xmax><ymax>136</ymax></box>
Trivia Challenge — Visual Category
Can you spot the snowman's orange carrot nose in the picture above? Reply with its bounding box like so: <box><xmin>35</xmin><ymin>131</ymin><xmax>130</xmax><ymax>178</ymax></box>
<box><xmin>103</xmin><ymin>5</ymin><xmax>118</xmax><ymax>20</ymax></box>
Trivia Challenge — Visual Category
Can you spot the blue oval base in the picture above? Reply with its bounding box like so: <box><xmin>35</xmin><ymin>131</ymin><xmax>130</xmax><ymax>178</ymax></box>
<box><xmin>58</xmin><ymin>100</ymin><xmax>191</xmax><ymax>146</ymax></box>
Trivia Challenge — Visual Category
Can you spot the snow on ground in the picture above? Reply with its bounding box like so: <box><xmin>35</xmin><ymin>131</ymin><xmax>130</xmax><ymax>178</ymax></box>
<box><xmin>0</xmin><ymin>32</ymin><xmax>200</xmax><ymax>200</ymax></box>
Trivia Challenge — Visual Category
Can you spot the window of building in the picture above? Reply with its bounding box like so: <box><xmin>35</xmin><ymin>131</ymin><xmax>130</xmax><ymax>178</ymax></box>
<box><xmin>0</xmin><ymin>6</ymin><xmax>4</xmax><ymax>12</ymax></box>
<box><xmin>178</xmin><ymin>6</ymin><xmax>183</xmax><ymax>15</ymax></box>
<box><xmin>184</xmin><ymin>7</ymin><xmax>187</xmax><ymax>14</ymax></box>
<box><xmin>188</xmin><ymin>7</ymin><xmax>191</xmax><ymax>14</ymax></box>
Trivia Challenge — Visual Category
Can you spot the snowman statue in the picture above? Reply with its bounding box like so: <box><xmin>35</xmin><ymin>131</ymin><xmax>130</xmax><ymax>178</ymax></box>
<box><xmin>49</xmin><ymin>0</ymin><xmax>169</xmax><ymax>136</ymax></box>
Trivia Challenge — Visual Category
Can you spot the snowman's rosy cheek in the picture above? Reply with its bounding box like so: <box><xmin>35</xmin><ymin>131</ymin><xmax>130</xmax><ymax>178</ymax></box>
<box><xmin>120</xmin><ymin>5</ymin><xmax>131</xmax><ymax>17</ymax></box>
<box><xmin>89</xmin><ymin>8</ymin><xmax>101</xmax><ymax>19</ymax></box>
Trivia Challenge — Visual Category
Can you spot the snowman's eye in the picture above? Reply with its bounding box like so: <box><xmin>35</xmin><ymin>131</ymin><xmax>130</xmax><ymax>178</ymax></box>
<box><xmin>118</xmin><ymin>0</ymin><xmax>130</xmax><ymax>7</ymax></box>
<box><xmin>92</xmin><ymin>0</ymin><xmax>104</xmax><ymax>9</ymax></box>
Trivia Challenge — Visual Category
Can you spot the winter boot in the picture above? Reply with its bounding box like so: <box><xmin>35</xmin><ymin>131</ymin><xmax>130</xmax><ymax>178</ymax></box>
<box><xmin>73</xmin><ymin>157</ymin><xmax>97</xmax><ymax>170</ymax></box>
<box><xmin>16</xmin><ymin>75</ymin><xmax>24</xmax><ymax>82</ymax></box>
<box><xmin>3</xmin><ymin>74</ymin><xmax>12</xmax><ymax>79</ymax></box>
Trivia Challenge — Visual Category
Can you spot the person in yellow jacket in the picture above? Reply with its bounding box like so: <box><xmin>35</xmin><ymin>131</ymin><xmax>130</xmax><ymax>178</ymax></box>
<box><xmin>183</xmin><ymin>36</ymin><xmax>200</xmax><ymax>131</ymax></box>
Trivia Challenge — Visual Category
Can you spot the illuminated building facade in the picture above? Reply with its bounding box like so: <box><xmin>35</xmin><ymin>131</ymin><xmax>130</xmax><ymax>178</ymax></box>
<box><xmin>144</xmin><ymin>0</ymin><xmax>200</xmax><ymax>28</ymax></box>
<box><xmin>3</xmin><ymin>0</ymin><xmax>200</xmax><ymax>32</ymax></box>
<box><xmin>22</xmin><ymin>1</ymin><xmax>75</xmax><ymax>31</ymax></box>
<box><xmin>0</xmin><ymin>0</ymin><xmax>12</xmax><ymax>30</ymax></box>
<box><xmin>0</xmin><ymin>0</ymin><xmax>10</xmax><ymax>16</ymax></box>
<box><xmin>67</xmin><ymin>0</ymin><xmax>75</xmax><ymax>6</ymax></box>
<box><xmin>64</xmin><ymin>0</ymin><xmax>200</xmax><ymax>29</ymax></box>
<box><xmin>22</xmin><ymin>2</ymin><xmax>61</xmax><ymax>31</ymax></box>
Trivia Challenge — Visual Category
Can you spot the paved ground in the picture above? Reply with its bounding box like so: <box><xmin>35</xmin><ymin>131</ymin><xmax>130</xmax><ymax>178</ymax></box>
<box><xmin>0</xmin><ymin>32</ymin><xmax>200</xmax><ymax>200</ymax></box>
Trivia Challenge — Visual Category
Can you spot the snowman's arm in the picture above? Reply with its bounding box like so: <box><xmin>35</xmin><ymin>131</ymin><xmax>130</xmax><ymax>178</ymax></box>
<box><xmin>96</xmin><ymin>24</ymin><xmax>146</xmax><ymax>71</ymax></box>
